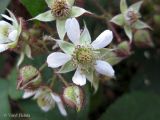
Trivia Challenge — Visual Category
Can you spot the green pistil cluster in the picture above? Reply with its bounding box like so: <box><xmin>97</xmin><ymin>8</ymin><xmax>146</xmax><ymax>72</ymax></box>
<box><xmin>1</xmin><ymin>27</ymin><xmax>9</xmax><ymax>37</ymax></box>
<box><xmin>51</xmin><ymin>0</ymin><xmax>71</xmax><ymax>19</ymax></box>
<box><xmin>73</xmin><ymin>45</ymin><xmax>94</xmax><ymax>66</ymax></box>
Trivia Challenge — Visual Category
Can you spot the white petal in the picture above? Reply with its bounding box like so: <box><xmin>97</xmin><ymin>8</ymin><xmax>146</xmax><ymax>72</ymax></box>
<box><xmin>0</xmin><ymin>44</ymin><xmax>9</xmax><ymax>53</ymax></box>
<box><xmin>47</xmin><ymin>52</ymin><xmax>71</xmax><ymax>68</ymax></box>
<box><xmin>23</xmin><ymin>91</ymin><xmax>35</xmax><ymax>99</ymax></box>
<box><xmin>65</xmin><ymin>18</ymin><xmax>80</xmax><ymax>44</ymax></box>
<box><xmin>0</xmin><ymin>20</ymin><xmax>12</xmax><ymax>28</ymax></box>
<box><xmin>91</xmin><ymin>30</ymin><xmax>113</xmax><ymax>49</ymax></box>
<box><xmin>1</xmin><ymin>14</ymin><xmax>14</xmax><ymax>22</ymax></box>
<box><xmin>51</xmin><ymin>93</ymin><xmax>61</xmax><ymax>102</ymax></box>
<box><xmin>41</xmin><ymin>105</ymin><xmax>52</xmax><ymax>112</ymax></box>
<box><xmin>33</xmin><ymin>90</ymin><xmax>42</xmax><ymax>99</ymax></box>
<box><xmin>6</xmin><ymin>9</ymin><xmax>18</xmax><ymax>26</ymax></box>
<box><xmin>95</xmin><ymin>60</ymin><xmax>115</xmax><ymax>77</ymax></box>
<box><xmin>72</xmin><ymin>68</ymin><xmax>86</xmax><ymax>86</ymax></box>
<box><xmin>8</xmin><ymin>30</ymin><xmax>18</xmax><ymax>41</ymax></box>
<box><xmin>0</xmin><ymin>35</ymin><xmax>10</xmax><ymax>44</ymax></box>
<box><xmin>51</xmin><ymin>93</ymin><xmax>67</xmax><ymax>116</ymax></box>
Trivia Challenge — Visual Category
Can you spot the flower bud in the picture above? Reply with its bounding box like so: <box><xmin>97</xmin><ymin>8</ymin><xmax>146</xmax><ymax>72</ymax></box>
<box><xmin>116</xmin><ymin>41</ymin><xmax>131</xmax><ymax>57</ymax></box>
<box><xmin>34</xmin><ymin>86</ymin><xmax>67</xmax><ymax>116</ymax></box>
<box><xmin>134</xmin><ymin>30</ymin><xmax>154</xmax><ymax>48</ymax></box>
<box><xmin>62</xmin><ymin>85</ymin><xmax>84</xmax><ymax>111</ymax></box>
<box><xmin>17</xmin><ymin>65</ymin><xmax>42</xmax><ymax>90</ymax></box>
<box><xmin>35</xmin><ymin>86</ymin><xmax>54</xmax><ymax>112</ymax></box>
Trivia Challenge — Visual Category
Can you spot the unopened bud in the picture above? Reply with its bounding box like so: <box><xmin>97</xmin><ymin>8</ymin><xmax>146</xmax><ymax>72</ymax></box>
<box><xmin>17</xmin><ymin>65</ymin><xmax>42</xmax><ymax>90</ymax></box>
<box><xmin>116</xmin><ymin>41</ymin><xmax>131</xmax><ymax>57</ymax></box>
<box><xmin>63</xmin><ymin>85</ymin><xmax>84</xmax><ymax>111</ymax></box>
<box><xmin>134</xmin><ymin>30</ymin><xmax>154</xmax><ymax>48</ymax></box>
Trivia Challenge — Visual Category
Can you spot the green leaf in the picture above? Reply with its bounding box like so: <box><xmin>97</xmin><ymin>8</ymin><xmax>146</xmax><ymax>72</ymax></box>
<box><xmin>133</xmin><ymin>20</ymin><xmax>152</xmax><ymax>30</ymax></box>
<box><xmin>130</xmin><ymin>54</ymin><xmax>160</xmax><ymax>93</ymax></box>
<box><xmin>100</xmin><ymin>91</ymin><xmax>160</xmax><ymax>120</ymax></box>
<box><xmin>129</xmin><ymin>1</ymin><xmax>143</xmax><ymax>12</ymax></box>
<box><xmin>30</xmin><ymin>10</ymin><xmax>55</xmax><ymax>22</ymax></box>
<box><xmin>79</xmin><ymin>22</ymin><xmax>91</xmax><ymax>45</ymax></box>
<box><xmin>20</xmin><ymin>0</ymin><xmax>47</xmax><ymax>16</ymax></box>
<box><xmin>57</xmin><ymin>40</ymin><xmax>75</xmax><ymax>55</ymax></box>
<box><xmin>0</xmin><ymin>80</ymin><xmax>11</xmax><ymax>120</ymax></box>
<box><xmin>120</xmin><ymin>0</ymin><xmax>128</xmax><ymax>13</ymax></box>
<box><xmin>58</xmin><ymin>60</ymin><xmax>76</xmax><ymax>73</ymax></box>
<box><xmin>124</xmin><ymin>25</ymin><xmax>132</xmax><ymax>41</ymax></box>
<box><xmin>8</xmin><ymin>69</ymin><xmax>23</xmax><ymax>100</ymax></box>
<box><xmin>110</xmin><ymin>14</ymin><xmax>124</xmax><ymax>26</ymax></box>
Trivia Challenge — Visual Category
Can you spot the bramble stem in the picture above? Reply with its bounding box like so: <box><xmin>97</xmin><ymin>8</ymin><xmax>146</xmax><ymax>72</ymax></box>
<box><xmin>54</xmin><ymin>71</ymin><xmax>69</xmax><ymax>87</ymax></box>
<box><xmin>89</xmin><ymin>0</ymin><xmax>122</xmax><ymax>43</ymax></box>
<box><xmin>39</xmin><ymin>62</ymin><xmax>47</xmax><ymax>72</ymax></box>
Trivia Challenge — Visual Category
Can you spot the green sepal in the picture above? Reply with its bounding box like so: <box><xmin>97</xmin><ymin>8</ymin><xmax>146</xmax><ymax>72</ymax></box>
<box><xmin>110</xmin><ymin>14</ymin><xmax>125</xmax><ymax>26</ymax></box>
<box><xmin>133</xmin><ymin>20</ymin><xmax>152</xmax><ymax>30</ymax></box>
<box><xmin>124</xmin><ymin>25</ymin><xmax>132</xmax><ymax>41</ymax></box>
<box><xmin>58</xmin><ymin>60</ymin><xmax>76</xmax><ymax>73</ymax></box>
<box><xmin>57</xmin><ymin>40</ymin><xmax>75</xmax><ymax>55</ymax></box>
<box><xmin>120</xmin><ymin>0</ymin><xmax>128</xmax><ymax>13</ymax></box>
<box><xmin>79</xmin><ymin>21</ymin><xmax>91</xmax><ymax>45</ymax></box>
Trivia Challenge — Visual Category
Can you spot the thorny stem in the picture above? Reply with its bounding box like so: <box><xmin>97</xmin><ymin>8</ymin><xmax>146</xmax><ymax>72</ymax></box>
<box><xmin>40</xmin><ymin>23</ymin><xmax>55</xmax><ymax>35</ymax></box>
<box><xmin>50</xmin><ymin>75</ymin><xmax>57</xmax><ymax>88</ymax></box>
<box><xmin>38</xmin><ymin>40</ymin><xmax>50</xmax><ymax>53</ymax></box>
<box><xmin>54</xmin><ymin>71</ymin><xmax>69</xmax><ymax>87</ymax></box>
<box><xmin>93</xmin><ymin>0</ymin><xmax>106</xmax><ymax>13</ymax></box>
<box><xmin>107</xmin><ymin>22</ymin><xmax>122</xmax><ymax>43</ymax></box>
<box><xmin>39</xmin><ymin>62</ymin><xmax>47</xmax><ymax>72</ymax></box>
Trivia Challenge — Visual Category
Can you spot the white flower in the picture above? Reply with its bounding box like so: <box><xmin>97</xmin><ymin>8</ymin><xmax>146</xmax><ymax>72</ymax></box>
<box><xmin>30</xmin><ymin>0</ymin><xmax>91</xmax><ymax>40</ymax></box>
<box><xmin>47</xmin><ymin>18</ymin><xmax>115</xmax><ymax>87</ymax></box>
<box><xmin>0</xmin><ymin>10</ymin><xmax>22</xmax><ymax>53</ymax></box>
<box><xmin>22</xmin><ymin>87</ymin><xmax>67</xmax><ymax>116</ymax></box>
<box><xmin>110</xmin><ymin>0</ymin><xmax>151</xmax><ymax>41</ymax></box>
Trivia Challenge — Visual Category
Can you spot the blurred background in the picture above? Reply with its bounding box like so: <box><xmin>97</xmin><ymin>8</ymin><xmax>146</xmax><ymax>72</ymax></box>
<box><xmin>0</xmin><ymin>0</ymin><xmax>160</xmax><ymax>120</ymax></box>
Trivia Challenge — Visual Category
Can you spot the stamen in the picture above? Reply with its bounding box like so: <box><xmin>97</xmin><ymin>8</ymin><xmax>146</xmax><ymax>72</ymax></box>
<box><xmin>72</xmin><ymin>45</ymin><xmax>95</xmax><ymax>69</ymax></box>
<box><xmin>125</xmin><ymin>9</ymin><xmax>140</xmax><ymax>25</ymax></box>
<box><xmin>51</xmin><ymin>0</ymin><xmax>71</xmax><ymax>19</ymax></box>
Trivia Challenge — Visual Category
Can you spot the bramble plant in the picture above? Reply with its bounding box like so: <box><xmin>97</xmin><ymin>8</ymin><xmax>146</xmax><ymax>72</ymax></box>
<box><xmin>1</xmin><ymin>0</ymin><xmax>159</xmax><ymax>119</ymax></box>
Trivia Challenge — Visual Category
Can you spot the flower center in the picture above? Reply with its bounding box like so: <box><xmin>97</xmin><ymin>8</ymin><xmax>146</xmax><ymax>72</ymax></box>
<box><xmin>125</xmin><ymin>10</ymin><xmax>140</xmax><ymax>24</ymax></box>
<box><xmin>0</xmin><ymin>27</ymin><xmax>9</xmax><ymax>37</ymax></box>
<box><xmin>73</xmin><ymin>46</ymin><xmax>94</xmax><ymax>65</ymax></box>
<box><xmin>51</xmin><ymin>0</ymin><xmax>71</xmax><ymax>19</ymax></box>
